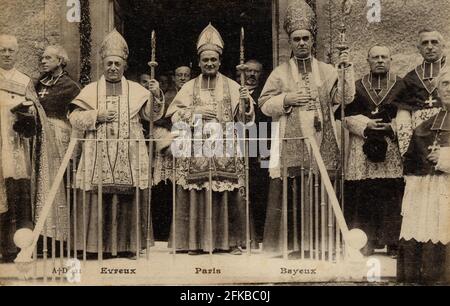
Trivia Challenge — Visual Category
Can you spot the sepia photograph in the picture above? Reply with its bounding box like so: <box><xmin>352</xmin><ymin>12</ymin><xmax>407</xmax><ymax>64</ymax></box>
<box><xmin>0</xmin><ymin>0</ymin><xmax>449</xmax><ymax>288</ymax></box>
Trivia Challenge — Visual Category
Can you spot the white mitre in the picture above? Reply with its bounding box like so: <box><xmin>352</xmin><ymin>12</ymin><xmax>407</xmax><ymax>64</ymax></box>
<box><xmin>196</xmin><ymin>23</ymin><xmax>224</xmax><ymax>55</ymax></box>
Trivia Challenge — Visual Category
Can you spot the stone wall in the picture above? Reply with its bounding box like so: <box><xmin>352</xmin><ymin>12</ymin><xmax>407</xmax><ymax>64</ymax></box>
<box><xmin>4</xmin><ymin>1</ymin><xmax>450</xmax><ymax>82</ymax></box>
<box><xmin>274</xmin><ymin>0</ymin><xmax>450</xmax><ymax>79</ymax></box>
<box><xmin>316</xmin><ymin>0</ymin><xmax>450</xmax><ymax>79</ymax></box>
<box><xmin>0</xmin><ymin>0</ymin><xmax>81</xmax><ymax>81</ymax></box>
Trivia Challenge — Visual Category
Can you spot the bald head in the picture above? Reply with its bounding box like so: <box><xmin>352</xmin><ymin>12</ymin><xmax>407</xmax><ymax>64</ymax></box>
<box><xmin>0</xmin><ymin>34</ymin><xmax>19</xmax><ymax>70</ymax></box>
<box><xmin>367</xmin><ymin>45</ymin><xmax>391</xmax><ymax>58</ymax></box>
<box><xmin>367</xmin><ymin>45</ymin><xmax>392</xmax><ymax>75</ymax></box>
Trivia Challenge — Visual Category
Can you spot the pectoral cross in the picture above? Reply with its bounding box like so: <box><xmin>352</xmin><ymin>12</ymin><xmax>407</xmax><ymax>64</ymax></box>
<box><xmin>428</xmin><ymin>140</ymin><xmax>440</xmax><ymax>152</ymax></box>
<box><xmin>425</xmin><ymin>95</ymin><xmax>437</xmax><ymax>107</ymax></box>
<box><xmin>38</xmin><ymin>88</ymin><xmax>49</xmax><ymax>98</ymax></box>
<box><xmin>371</xmin><ymin>107</ymin><xmax>379</xmax><ymax>115</ymax></box>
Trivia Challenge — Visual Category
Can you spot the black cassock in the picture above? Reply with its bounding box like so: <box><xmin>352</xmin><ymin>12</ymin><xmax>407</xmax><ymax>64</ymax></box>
<box><xmin>336</xmin><ymin>73</ymin><xmax>405</xmax><ymax>256</ymax></box>
<box><xmin>397</xmin><ymin>110</ymin><xmax>450</xmax><ymax>284</ymax></box>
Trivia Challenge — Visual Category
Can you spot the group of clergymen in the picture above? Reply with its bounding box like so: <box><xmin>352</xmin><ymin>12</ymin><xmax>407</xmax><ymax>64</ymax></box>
<box><xmin>0</xmin><ymin>0</ymin><xmax>448</xmax><ymax>284</ymax></box>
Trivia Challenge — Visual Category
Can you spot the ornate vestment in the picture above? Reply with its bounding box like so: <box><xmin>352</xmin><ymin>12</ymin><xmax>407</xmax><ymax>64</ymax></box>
<box><xmin>166</xmin><ymin>73</ymin><xmax>254</xmax><ymax>192</ymax></box>
<box><xmin>70</xmin><ymin>76</ymin><xmax>164</xmax><ymax>193</ymax></box>
<box><xmin>258</xmin><ymin>57</ymin><xmax>355</xmax><ymax>178</ymax></box>
<box><xmin>165</xmin><ymin>72</ymin><xmax>256</xmax><ymax>252</ymax></box>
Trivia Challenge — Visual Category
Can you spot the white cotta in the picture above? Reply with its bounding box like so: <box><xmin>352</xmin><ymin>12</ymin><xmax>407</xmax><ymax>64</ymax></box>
<box><xmin>400</xmin><ymin>174</ymin><xmax>450</xmax><ymax>244</ymax></box>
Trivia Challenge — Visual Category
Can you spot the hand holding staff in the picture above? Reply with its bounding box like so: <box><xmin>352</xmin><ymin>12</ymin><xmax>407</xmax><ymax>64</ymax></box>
<box><xmin>236</xmin><ymin>27</ymin><xmax>249</xmax><ymax>122</ymax></box>
<box><xmin>146</xmin><ymin>30</ymin><xmax>158</xmax><ymax>259</ymax></box>
<box><xmin>235</xmin><ymin>26</ymin><xmax>251</xmax><ymax>255</ymax></box>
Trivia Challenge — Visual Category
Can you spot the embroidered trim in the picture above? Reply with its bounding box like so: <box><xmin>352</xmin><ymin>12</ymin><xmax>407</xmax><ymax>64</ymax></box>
<box><xmin>361</xmin><ymin>73</ymin><xmax>397</xmax><ymax>110</ymax></box>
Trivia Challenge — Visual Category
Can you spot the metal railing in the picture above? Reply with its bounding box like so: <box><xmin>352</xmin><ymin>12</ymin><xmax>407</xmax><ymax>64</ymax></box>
<box><xmin>13</xmin><ymin>136</ymin><xmax>365</xmax><ymax>281</ymax></box>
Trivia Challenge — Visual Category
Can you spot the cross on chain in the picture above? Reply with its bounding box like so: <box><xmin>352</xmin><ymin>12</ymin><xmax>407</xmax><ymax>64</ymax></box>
<box><xmin>425</xmin><ymin>95</ymin><xmax>437</xmax><ymax>107</ymax></box>
<box><xmin>38</xmin><ymin>88</ymin><xmax>49</xmax><ymax>98</ymax></box>
<box><xmin>428</xmin><ymin>140</ymin><xmax>440</xmax><ymax>152</ymax></box>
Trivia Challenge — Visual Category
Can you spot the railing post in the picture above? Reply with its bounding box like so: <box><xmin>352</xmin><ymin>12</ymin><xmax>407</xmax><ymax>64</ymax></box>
<box><xmin>82</xmin><ymin>141</ymin><xmax>87</xmax><ymax>264</ymax></box>
<box><xmin>172</xmin><ymin>155</ymin><xmax>176</xmax><ymax>257</ymax></box>
<box><xmin>328</xmin><ymin>190</ymin><xmax>334</xmax><ymax>262</ymax></box>
<box><xmin>72</xmin><ymin>154</ymin><xmax>77</xmax><ymax>261</ymax></box>
<box><xmin>66</xmin><ymin>160</ymin><xmax>72</xmax><ymax>261</ymax></box>
<box><xmin>43</xmin><ymin>222</ymin><xmax>48</xmax><ymax>283</ymax></box>
<box><xmin>282</xmin><ymin>139</ymin><xmax>288</xmax><ymax>260</ymax></box>
<box><xmin>300</xmin><ymin>140</ymin><xmax>305</xmax><ymax>259</ymax></box>
<box><xmin>292</xmin><ymin>178</ymin><xmax>299</xmax><ymax>252</ymax></box>
<box><xmin>320</xmin><ymin>179</ymin><xmax>326</xmax><ymax>261</ymax></box>
<box><xmin>97</xmin><ymin>139</ymin><xmax>103</xmax><ymax>265</ymax></box>
<box><xmin>208</xmin><ymin>157</ymin><xmax>213</xmax><ymax>256</ymax></box>
<box><xmin>135</xmin><ymin>140</ymin><xmax>141</xmax><ymax>261</ymax></box>
<box><xmin>314</xmin><ymin>173</ymin><xmax>319</xmax><ymax>260</ymax></box>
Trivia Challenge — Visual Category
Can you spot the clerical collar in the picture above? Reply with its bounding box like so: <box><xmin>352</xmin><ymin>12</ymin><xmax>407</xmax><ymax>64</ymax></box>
<box><xmin>0</xmin><ymin>67</ymin><xmax>16</xmax><ymax>80</ymax></box>
<box><xmin>368</xmin><ymin>72</ymin><xmax>390</xmax><ymax>91</ymax></box>
<box><xmin>105</xmin><ymin>79</ymin><xmax>122</xmax><ymax>96</ymax></box>
<box><xmin>200</xmin><ymin>74</ymin><xmax>218</xmax><ymax>90</ymax></box>
<box><xmin>361</xmin><ymin>72</ymin><xmax>397</xmax><ymax>109</ymax></box>
<box><xmin>295</xmin><ymin>56</ymin><xmax>312</xmax><ymax>74</ymax></box>
<box><xmin>40</xmin><ymin>70</ymin><xmax>65</xmax><ymax>86</ymax></box>
<box><xmin>431</xmin><ymin>109</ymin><xmax>450</xmax><ymax>131</ymax></box>
<box><xmin>422</xmin><ymin>56</ymin><xmax>446</xmax><ymax>80</ymax></box>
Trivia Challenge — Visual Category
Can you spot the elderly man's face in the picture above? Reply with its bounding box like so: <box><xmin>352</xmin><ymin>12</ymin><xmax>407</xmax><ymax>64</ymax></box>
<box><xmin>438</xmin><ymin>72</ymin><xmax>450</xmax><ymax>109</ymax></box>
<box><xmin>0</xmin><ymin>38</ymin><xmax>18</xmax><ymax>70</ymax></box>
<box><xmin>367</xmin><ymin>46</ymin><xmax>391</xmax><ymax>75</ymax></box>
<box><xmin>199</xmin><ymin>50</ymin><xmax>221</xmax><ymax>77</ymax></box>
<box><xmin>103</xmin><ymin>56</ymin><xmax>125</xmax><ymax>82</ymax></box>
<box><xmin>174</xmin><ymin>66</ymin><xmax>191</xmax><ymax>90</ymax></box>
<box><xmin>418</xmin><ymin>31</ymin><xmax>445</xmax><ymax>62</ymax></box>
<box><xmin>244</xmin><ymin>62</ymin><xmax>262</xmax><ymax>87</ymax></box>
<box><xmin>41</xmin><ymin>47</ymin><xmax>61</xmax><ymax>74</ymax></box>
<box><xmin>289</xmin><ymin>30</ymin><xmax>313</xmax><ymax>59</ymax></box>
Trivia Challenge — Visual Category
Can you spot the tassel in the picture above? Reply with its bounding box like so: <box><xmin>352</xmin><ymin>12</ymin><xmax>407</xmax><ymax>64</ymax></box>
<box><xmin>314</xmin><ymin>110</ymin><xmax>322</xmax><ymax>132</ymax></box>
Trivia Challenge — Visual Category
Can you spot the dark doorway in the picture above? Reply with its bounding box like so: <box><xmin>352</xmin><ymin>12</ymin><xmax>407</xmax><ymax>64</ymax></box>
<box><xmin>116</xmin><ymin>0</ymin><xmax>273</xmax><ymax>241</ymax></box>
<box><xmin>118</xmin><ymin>0</ymin><xmax>273</xmax><ymax>81</ymax></box>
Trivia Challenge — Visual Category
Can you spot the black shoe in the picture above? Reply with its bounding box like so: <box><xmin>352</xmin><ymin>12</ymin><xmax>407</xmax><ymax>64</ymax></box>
<box><xmin>288</xmin><ymin>250</ymin><xmax>316</xmax><ymax>260</ymax></box>
<box><xmin>169</xmin><ymin>250</ymin><xmax>189</xmax><ymax>254</ymax></box>
<box><xmin>387</xmin><ymin>245</ymin><xmax>398</xmax><ymax>258</ymax></box>
<box><xmin>361</xmin><ymin>245</ymin><xmax>374</xmax><ymax>257</ymax></box>
<box><xmin>1</xmin><ymin>253</ymin><xmax>17</xmax><ymax>263</ymax></box>
<box><xmin>188</xmin><ymin>250</ymin><xmax>204</xmax><ymax>256</ymax></box>
<box><xmin>229</xmin><ymin>247</ymin><xmax>242</xmax><ymax>255</ymax></box>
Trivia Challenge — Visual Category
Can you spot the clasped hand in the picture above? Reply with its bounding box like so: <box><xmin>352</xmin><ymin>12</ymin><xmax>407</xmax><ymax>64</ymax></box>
<box><xmin>284</xmin><ymin>90</ymin><xmax>312</xmax><ymax>108</ymax></box>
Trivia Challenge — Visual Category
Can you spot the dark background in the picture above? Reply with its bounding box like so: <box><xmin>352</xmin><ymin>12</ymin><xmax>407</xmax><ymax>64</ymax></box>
<box><xmin>116</xmin><ymin>0</ymin><xmax>273</xmax><ymax>240</ymax></box>
<box><xmin>119</xmin><ymin>0</ymin><xmax>273</xmax><ymax>82</ymax></box>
